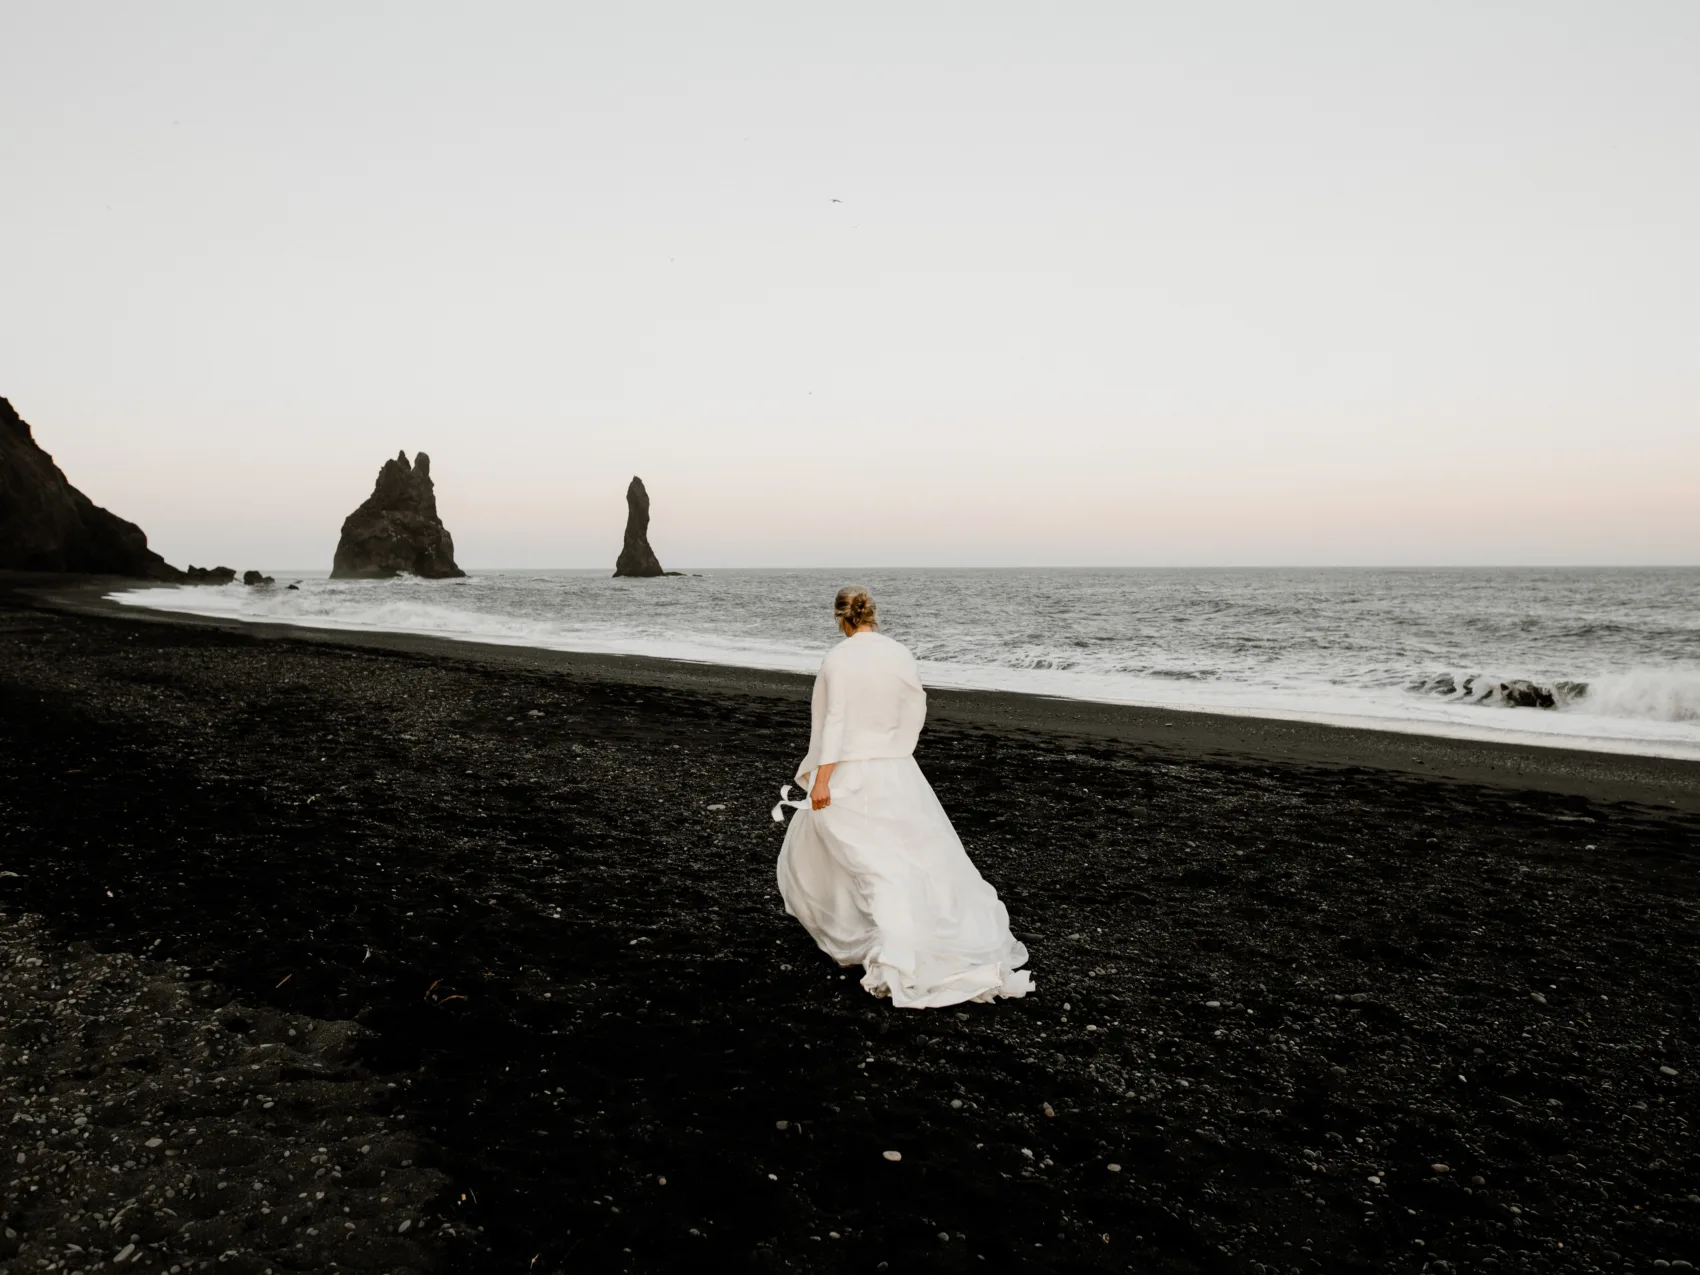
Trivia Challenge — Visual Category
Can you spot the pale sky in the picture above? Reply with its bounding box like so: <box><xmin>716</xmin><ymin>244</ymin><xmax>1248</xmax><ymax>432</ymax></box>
<box><xmin>3</xmin><ymin>1</ymin><xmax>1696</xmax><ymax>569</ymax></box>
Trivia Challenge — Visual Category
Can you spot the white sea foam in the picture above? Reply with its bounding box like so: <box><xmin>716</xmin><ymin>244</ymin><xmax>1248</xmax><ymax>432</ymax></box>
<box><xmin>110</xmin><ymin>567</ymin><xmax>1700</xmax><ymax>761</ymax></box>
<box><xmin>1575</xmin><ymin>668</ymin><xmax>1700</xmax><ymax>724</ymax></box>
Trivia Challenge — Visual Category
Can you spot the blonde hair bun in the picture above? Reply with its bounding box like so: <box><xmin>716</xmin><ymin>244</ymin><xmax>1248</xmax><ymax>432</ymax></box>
<box><xmin>834</xmin><ymin>586</ymin><xmax>878</xmax><ymax>631</ymax></box>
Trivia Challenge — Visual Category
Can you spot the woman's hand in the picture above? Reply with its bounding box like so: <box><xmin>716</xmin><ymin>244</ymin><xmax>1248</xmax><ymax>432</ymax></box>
<box><xmin>810</xmin><ymin>763</ymin><xmax>835</xmax><ymax>810</ymax></box>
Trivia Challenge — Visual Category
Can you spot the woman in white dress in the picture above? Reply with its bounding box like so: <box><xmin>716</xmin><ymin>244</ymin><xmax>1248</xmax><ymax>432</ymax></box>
<box><xmin>774</xmin><ymin>587</ymin><xmax>1033</xmax><ymax>1009</ymax></box>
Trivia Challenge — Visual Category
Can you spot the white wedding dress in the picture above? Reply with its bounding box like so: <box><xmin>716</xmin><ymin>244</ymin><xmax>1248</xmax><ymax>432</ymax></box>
<box><xmin>775</xmin><ymin>630</ymin><xmax>1033</xmax><ymax>1009</ymax></box>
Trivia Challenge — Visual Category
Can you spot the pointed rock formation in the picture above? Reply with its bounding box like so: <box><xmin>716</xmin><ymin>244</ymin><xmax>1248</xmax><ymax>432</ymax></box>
<box><xmin>613</xmin><ymin>476</ymin><xmax>665</xmax><ymax>577</ymax></box>
<box><xmin>0</xmin><ymin>397</ymin><xmax>182</xmax><ymax>579</ymax></box>
<box><xmin>330</xmin><ymin>451</ymin><xmax>464</xmax><ymax>580</ymax></box>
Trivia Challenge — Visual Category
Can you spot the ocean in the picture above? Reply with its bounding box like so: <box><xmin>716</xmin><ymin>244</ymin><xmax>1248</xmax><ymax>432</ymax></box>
<box><xmin>111</xmin><ymin>567</ymin><xmax>1700</xmax><ymax>760</ymax></box>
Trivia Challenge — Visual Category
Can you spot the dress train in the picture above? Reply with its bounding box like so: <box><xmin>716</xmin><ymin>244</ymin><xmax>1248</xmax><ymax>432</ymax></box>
<box><xmin>776</xmin><ymin>756</ymin><xmax>1032</xmax><ymax>1009</ymax></box>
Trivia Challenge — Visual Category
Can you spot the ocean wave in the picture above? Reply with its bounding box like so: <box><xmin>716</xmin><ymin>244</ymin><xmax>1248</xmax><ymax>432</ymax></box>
<box><xmin>1575</xmin><ymin>669</ymin><xmax>1700</xmax><ymax>724</ymax></box>
<box><xmin>1409</xmin><ymin>669</ymin><xmax>1700</xmax><ymax>722</ymax></box>
<box><xmin>1008</xmin><ymin>653</ymin><xmax>1080</xmax><ymax>672</ymax></box>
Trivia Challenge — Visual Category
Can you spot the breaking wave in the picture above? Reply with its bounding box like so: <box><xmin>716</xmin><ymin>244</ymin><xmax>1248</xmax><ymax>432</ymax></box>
<box><xmin>1410</xmin><ymin>669</ymin><xmax>1700</xmax><ymax>722</ymax></box>
<box><xmin>1576</xmin><ymin>669</ymin><xmax>1700</xmax><ymax>724</ymax></box>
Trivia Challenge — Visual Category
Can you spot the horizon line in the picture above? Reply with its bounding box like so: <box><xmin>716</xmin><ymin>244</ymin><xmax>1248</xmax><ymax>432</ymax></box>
<box><xmin>184</xmin><ymin>562</ymin><xmax>1700</xmax><ymax>575</ymax></box>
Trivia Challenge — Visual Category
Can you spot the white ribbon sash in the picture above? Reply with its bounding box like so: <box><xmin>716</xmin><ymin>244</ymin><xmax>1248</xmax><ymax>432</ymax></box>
<box><xmin>771</xmin><ymin>783</ymin><xmax>811</xmax><ymax>822</ymax></box>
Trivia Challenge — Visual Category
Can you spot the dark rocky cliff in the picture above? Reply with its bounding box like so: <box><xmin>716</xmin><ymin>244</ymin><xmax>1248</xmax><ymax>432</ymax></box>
<box><xmin>330</xmin><ymin>451</ymin><xmax>464</xmax><ymax>580</ymax></box>
<box><xmin>612</xmin><ymin>476</ymin><xmax>665</xmax><ymax>577</ymax></box>
<box><xmin>0</xmin><ymin>397</ymin><xmax>181</xmax><ymax>579</ymax></box>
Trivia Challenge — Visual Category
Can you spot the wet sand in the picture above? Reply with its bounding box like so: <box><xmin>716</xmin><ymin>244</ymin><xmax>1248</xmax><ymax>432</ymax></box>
<box><xmin>2</xmin><ymin>577</ymin><xmax>1697</xmax><ymax>1273</ymax></box>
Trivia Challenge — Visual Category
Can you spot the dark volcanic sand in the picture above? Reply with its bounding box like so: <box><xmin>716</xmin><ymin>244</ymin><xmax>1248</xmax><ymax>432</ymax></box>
<box><xmin>0</xmin><ymin>912</ymin><xmax>459</xmax><ymax>1273</ymax></box>
<box><xmin>2</xmin><ymin>586</ymin><xmax>1697</xmax><ymax>1274</ymax></box>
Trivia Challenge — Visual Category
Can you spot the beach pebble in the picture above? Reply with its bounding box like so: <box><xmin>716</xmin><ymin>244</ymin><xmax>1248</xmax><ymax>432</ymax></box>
<box><xmin>950</xmin><ymin>1099</ymin><xmax>963</xmax><ymax>1109</ymax></box>
<box><xmin>1106</xmin><ymin>1163</ymin><xmax>1122</xmax><ymax>1173</ymax></box>
<box><xmin>145</xmin><ymin>1137</ymin><xmax>163</xmax><ymax>1148</ymax></box>
<box><xmin>775</xmin><ymin>1120</ymin><xmax>789</xmax><ymax>1130</ymax></box>
<box><xmin>1431</xmin><ymin>1163</ymin><xmax>1451</xmax><ymax>1174</ymax></box>
<box><xmin>882</xmin><ymin>1151</ymin><xmax>902</xmax><ymax>1162</ymax></box>
<box><xmin>1659</xmin><ymin>1065</ymin><xmax>1678</xmax><ymax>1076</ymax></box>
<box><xmin>706</xmin><ymin>803</ymin><xmax>726</xmax><ymax>811</ymax></box>
<box><xmin>398</xmin><ymin>1219</ymin><xmax>412</xmax><ymax>1233</ymax></box>
<box><xmin>1205</xmin><ymin>1001</ymin><xmax>1221</xmax><ymax>1009</ymax></box>
<box><xmin>1042</xmin><ymin>1102</ymin><xmax>1055</xmax><ymax>1117</ymax></box>
<box><xmin>1530</xmin><ymin>992</ymin><xmax>1548</xmax><ymax>1005</ymax></box>
<box><xmin>1349</xmin><ymin>993</ymin><xmax>1369</xmax><ymax>1003</ymax></box>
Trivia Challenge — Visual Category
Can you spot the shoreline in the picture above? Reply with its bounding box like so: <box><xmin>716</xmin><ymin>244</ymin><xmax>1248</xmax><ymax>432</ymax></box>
<box><xmin>26</xmin><ymin>574</ymin><xmax>1700</xmax><ymax>814</ymax></box>
<box><xmin>3</xmin><ymin>572</ymin><xmax>1696</xmax><ymax>1272</ymax></box>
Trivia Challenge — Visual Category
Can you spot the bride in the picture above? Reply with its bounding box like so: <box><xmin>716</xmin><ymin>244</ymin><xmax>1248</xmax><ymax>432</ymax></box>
<box><xmin>774</xmin><ymin>586</ymin><xmax>1033</xmax><ymax>1009</ymax></box>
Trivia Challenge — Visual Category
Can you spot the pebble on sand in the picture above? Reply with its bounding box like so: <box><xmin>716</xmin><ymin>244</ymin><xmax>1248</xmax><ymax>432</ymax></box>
<box><xmin>883</xmin><ymin>1151</ymin><xmax>902</xmax><ymax>1162</ymax></box>
<box><xmin>1659</xmin><ymin>1066</ymin><xmax>1679</xmax><ymax>1076</ymax></box>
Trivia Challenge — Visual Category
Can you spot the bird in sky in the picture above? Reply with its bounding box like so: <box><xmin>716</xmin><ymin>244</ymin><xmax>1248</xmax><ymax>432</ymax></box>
<box><xmin>831</xmin><ymin>198</ymin><xmax>843</xmax><ymax>203</ymax></box>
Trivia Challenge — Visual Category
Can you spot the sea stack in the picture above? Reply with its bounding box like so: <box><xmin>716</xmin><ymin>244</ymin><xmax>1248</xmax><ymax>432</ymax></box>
<box><xmin>0</xmin><ymin>396</ymin><xmax>182</xmax><ymax>579</ymax></box>
<box><xmin>330</xmin><ymin>451</ymin><xmax>464</xmax><ymax>580</ymax></box>
<box><xmin>612</xmin><ymin>476</ymin><xmax>664</xmax><ymax>577</ymax></box>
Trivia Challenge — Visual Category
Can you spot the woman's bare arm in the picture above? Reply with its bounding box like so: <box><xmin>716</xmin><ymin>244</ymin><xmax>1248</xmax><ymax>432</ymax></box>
<box><xmin>810</xmin><ymin>762</ymin><xmax>836</xmax><ymax>810</ymax></box>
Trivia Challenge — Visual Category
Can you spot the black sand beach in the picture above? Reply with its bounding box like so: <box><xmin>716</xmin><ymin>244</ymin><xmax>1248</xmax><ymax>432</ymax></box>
<box><xmin>2</xmin><ymin>578</ymin><xmax>1697</xmax><ymax>1274</ymax></box>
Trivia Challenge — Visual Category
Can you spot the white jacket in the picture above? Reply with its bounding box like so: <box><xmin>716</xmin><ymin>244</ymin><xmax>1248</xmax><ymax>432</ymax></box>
<box><xmin>795</xmin><ymin>631</ymin><xmax>927</xmax><ymax>784</ymax></box>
